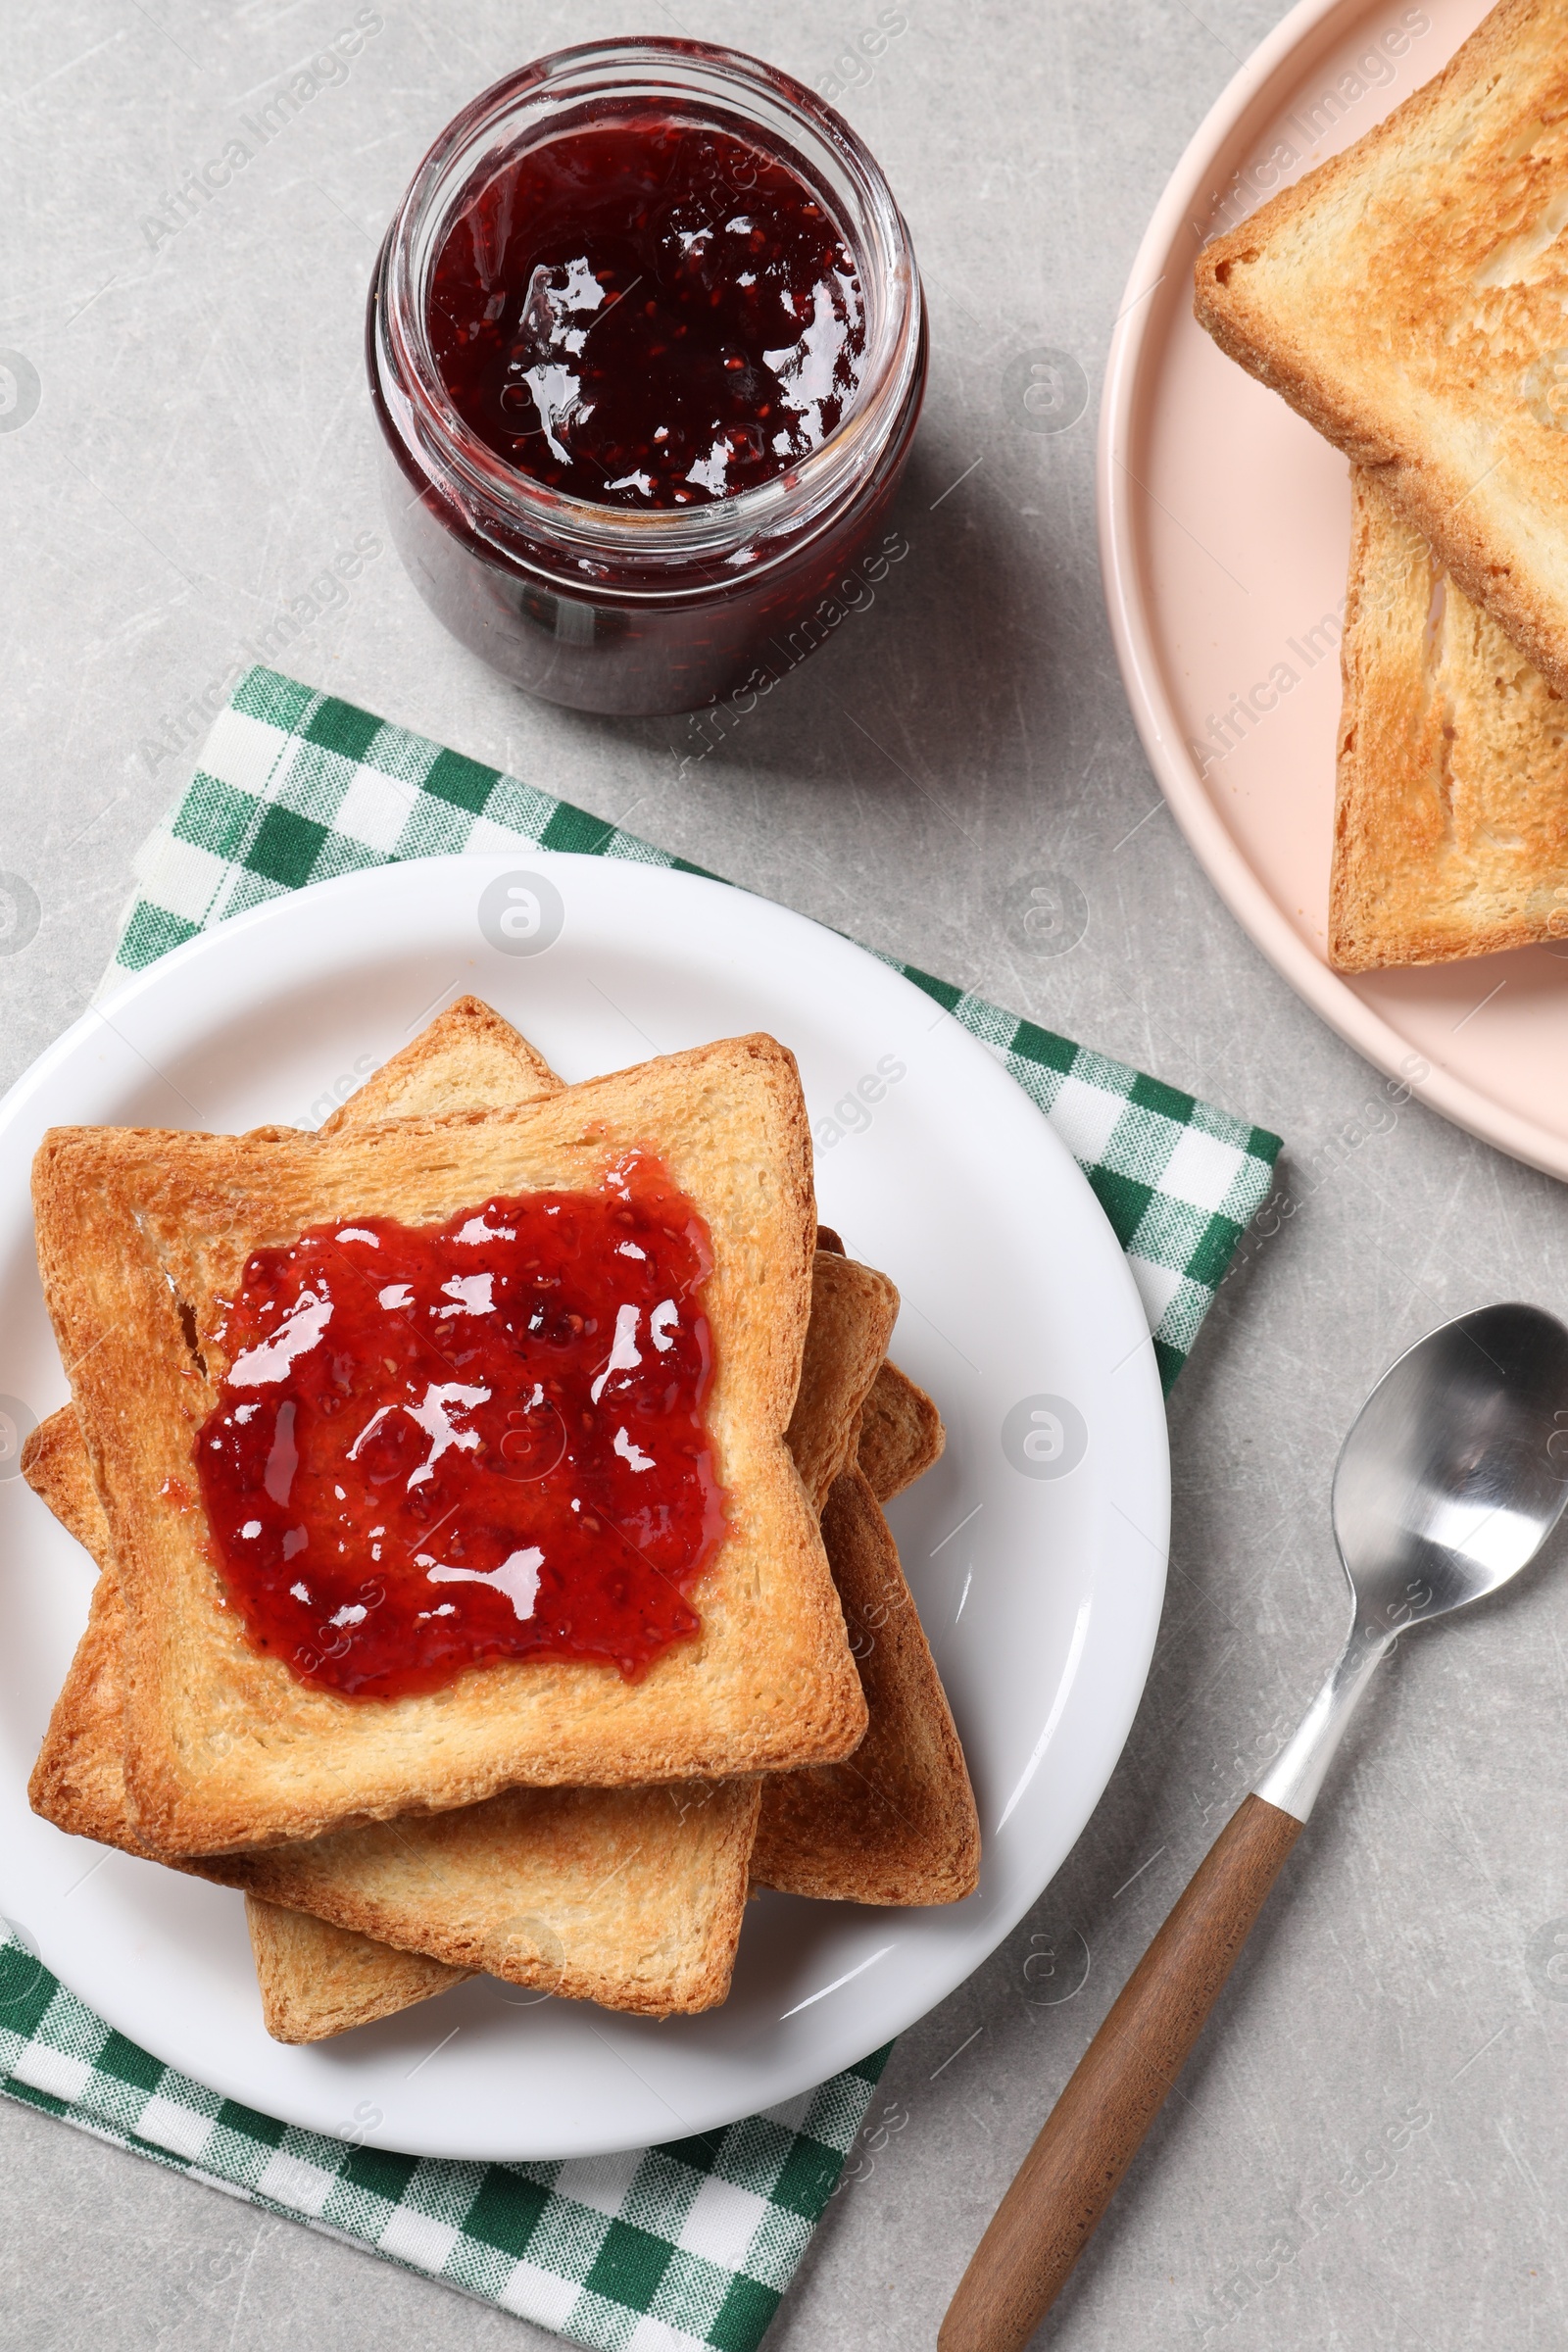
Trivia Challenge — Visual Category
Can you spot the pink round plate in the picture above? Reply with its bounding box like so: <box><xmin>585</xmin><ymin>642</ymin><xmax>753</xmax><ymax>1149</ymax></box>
<box><xmin>1099</xmin><ymin>0</ymin><xmax>1568</xmax><ymax>1179</ymax></box>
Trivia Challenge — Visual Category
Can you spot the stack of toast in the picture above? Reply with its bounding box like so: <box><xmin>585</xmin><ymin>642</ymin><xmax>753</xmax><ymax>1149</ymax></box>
<box><xmin>1194</xmin><ymin>0</ymin><xmax>1568</xmax><ymax>971</ymax></box>
<box><xmin>24</xmin><ymin>996</ymin><xmax>979</xmax><ymax>2043</ymax></box>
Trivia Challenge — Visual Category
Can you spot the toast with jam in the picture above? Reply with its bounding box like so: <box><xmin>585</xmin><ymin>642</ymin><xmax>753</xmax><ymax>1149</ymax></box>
<box><xmin>33</xmin><ymin>1030</ymin><xmax>863</xmax><ymax>1854</ymax></box>
<box><xmin>25</xmin><ymin>999</ymin><xmax>975</xmax><ymax>2034</ymax></box>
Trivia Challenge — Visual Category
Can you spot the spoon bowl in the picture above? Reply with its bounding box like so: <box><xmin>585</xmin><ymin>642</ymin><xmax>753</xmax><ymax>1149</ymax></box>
<box><xmin>1258</xmin><ymin>1300</ymin><xmax>1568</xmax><ymax>1823</ymax></box>
<box><xmin>1332</xmin><ymin>1301</ymin><xmax>1568</xmax><ymax>1632</ymax></box>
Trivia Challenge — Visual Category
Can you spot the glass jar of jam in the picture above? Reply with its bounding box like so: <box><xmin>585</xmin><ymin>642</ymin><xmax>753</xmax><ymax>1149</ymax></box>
<box><xmin>368</xmin><ymin>38</ymin><xmax>926</xmax><ymax>716</ymax></box>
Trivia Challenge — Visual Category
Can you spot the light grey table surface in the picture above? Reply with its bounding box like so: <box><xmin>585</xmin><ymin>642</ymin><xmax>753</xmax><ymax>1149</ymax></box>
<box><xmin>3</xmin><ymin>2</ymin><xmax>1566</xmax><ymax>2347</ymax></box>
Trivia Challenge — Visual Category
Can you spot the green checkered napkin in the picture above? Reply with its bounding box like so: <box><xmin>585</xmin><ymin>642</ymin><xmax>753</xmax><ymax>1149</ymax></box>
<box><xmin>1</xmin><ymin>665</ymin><xmax>1281</xmax><ymax>2348</ymax></box>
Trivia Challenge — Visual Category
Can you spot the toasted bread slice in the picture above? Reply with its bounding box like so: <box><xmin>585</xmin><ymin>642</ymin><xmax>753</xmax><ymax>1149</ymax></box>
<box><xmin>788</xmin><ymin>1252</ymin><xmax>899</xmax><ymax>1510</ymax></box>
<box><xmin>34</xmin><ymin>1035</ymin><xmax>865</xmax><ymax>1852</ymax></box>
<box><xmin>318</xmin><ymin>997</ymin><xmax>561</xmax><ymax>1132</ymax></box>
<box><xmin>812</xmin><ymin>1225</ymin><xmax>946</xmax><ymax>1500</ymax></box>
<box><xmin>1331</xmin><ymin>466</ymin><xmax>1568</xmax><ymax>968</ymax></box>
<box><xmin>246</xmin><ymin>1897</ymin><xmax>468</xmax><ymax>2043</ymax></box>
<box><xmin>1195</xmin><ymin>0</ymin><xmax>1568</xmax><ymax>697</ymax></box>
<box><xmin>24</xmin><ymin>1390</ymin><xmax>760</xmax><ymax>2017</ymax></box>
<box><xmin>223</xmin><ymin>1776</ymin><xmax>761</xmax><ymax>2015</ymax></box>
<box><xmin>752</xmin><ymin>1467</ymin><xmax>980</xmax><ymax>1907</ymax></box>
<box><xmin>857</xmin><ymin>1362</ymin><xmax>946</xmax><ymax>1501</ymax></box>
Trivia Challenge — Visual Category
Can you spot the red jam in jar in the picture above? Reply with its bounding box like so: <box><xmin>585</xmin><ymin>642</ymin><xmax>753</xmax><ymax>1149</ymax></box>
<box><xmin>369</xmin><ymin>39</ymin><xmax>925</xmax><ymax>715</ymax></box>
<box><xmin>428</xmin><ymin>119</ymin><xmax>867</xmax><ymax>509</ymax></box>
<box><xmin>194</xmin><ymin>1153</ymin><xmax>726</xmax><ymax>1700</ymax></box>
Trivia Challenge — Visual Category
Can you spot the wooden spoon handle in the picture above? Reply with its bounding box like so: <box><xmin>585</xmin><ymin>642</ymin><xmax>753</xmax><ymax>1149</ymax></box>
<box><xmin>940</xmin><ymin>1793</ymin><xmax>1302</xmax><ymax>2352</ymax></box>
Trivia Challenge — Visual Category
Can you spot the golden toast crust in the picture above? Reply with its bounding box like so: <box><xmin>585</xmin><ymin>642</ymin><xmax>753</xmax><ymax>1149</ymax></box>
<box><xmin>788</xmin><ymin>1253</ymin><xmax>899</xmax><ymax>1512</ymax></box>
<box><xmin>857</xmin><ymin>1362</ymin><xmax>946</xmax><ymax>1501</ymax></box>
<box><xmin>752</xmin><ymin>1467</ymin><xmax>980</xmax><ymax>1907</ymax></box>
<box><xmin>246</xmin><ymin>1896</ymin><xmax>469</xmax><ymax>2043</ymax></box>
<box><xmin>318</xmin><ymin>998</ymin><xmax>561</xmax><ymax>1131</ymax></box>
<box><xmin>811</xmin><ymin>1223</ymin><xmax>943</xmax><ymax>1501</ymax></box>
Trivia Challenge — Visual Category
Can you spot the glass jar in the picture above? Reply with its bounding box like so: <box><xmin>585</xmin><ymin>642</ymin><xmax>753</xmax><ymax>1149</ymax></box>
<box><xmin>368</xmin><ymin>37</ymin><xmax>926</xmax><ymax>717</ymax></box>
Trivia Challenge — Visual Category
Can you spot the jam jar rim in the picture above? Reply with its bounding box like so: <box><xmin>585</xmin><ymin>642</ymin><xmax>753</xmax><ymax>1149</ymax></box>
<box><xmin>372</xmin><ymin>35</ymin><xmax>924</xmax><ymax>586</ymax></box>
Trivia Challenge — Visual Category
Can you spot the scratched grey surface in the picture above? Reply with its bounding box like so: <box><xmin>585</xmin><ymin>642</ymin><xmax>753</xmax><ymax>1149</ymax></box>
<box><xmin>2</xmin><ymin>1</ymin><xmax>1567</xmax><ymax>2346</ymax></box>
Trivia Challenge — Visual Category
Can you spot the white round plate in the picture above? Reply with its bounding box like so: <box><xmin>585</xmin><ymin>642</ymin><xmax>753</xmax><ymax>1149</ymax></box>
<box><xmin>1097</xmin><ymin>0</ymin><xmax>1568</xmax><ymax>1179</ymax></box>
<box><xmin>0</xmin><ymin>853</ymin><xmax>1168</xmax><ymax>2159</ymax></box>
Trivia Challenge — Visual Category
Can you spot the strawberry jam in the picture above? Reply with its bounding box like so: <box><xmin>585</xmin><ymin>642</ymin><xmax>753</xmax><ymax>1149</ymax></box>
<box><xmin>194</xmin><ymin>1153</ymin><xmax>725</xmax><ymax>1699</ymax></box>
<box><xmin>427</xmin><ymin>116</ymin><xmax>866</xmax><ymax>509</ymax></box>
<box><xmin>370</xmin><ymin>41</ymin><xmax>926</xmax><ymax>712</ymax></box>
<box><xmin>373</xmin><ymin>38</ymin><xmax>926</xmax><ymax>706</ymax></box>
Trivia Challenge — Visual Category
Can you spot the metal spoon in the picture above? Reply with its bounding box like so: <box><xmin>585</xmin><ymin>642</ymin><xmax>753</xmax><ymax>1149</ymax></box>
<box><xmin>942</xmin><ymin>1301</ymin><xmax>1568</xmax><ymax>2352</ymax></box>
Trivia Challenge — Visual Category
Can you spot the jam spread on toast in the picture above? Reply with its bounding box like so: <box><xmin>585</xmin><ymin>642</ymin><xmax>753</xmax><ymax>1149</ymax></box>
<box><xmin>195</xmin><ymin>1153</ymin><xmax>725</xmax><ymax>1697</ymax></box>
<box><xmin>428</xmin><ymin>115</ymin><xmax>866</xmax><ymax>508</ymax></box>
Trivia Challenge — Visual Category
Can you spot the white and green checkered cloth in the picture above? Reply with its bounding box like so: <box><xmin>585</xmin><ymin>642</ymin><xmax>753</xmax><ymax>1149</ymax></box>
<box><xmin>2</xmin><ymin>666</ymin><xmax>1281</xmax><ymax>2347</ymax></box>
<box><xmin>0</xmin><ymin>1921</ymin><xmax>879</xmax><ymax>2347</ymax></box>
